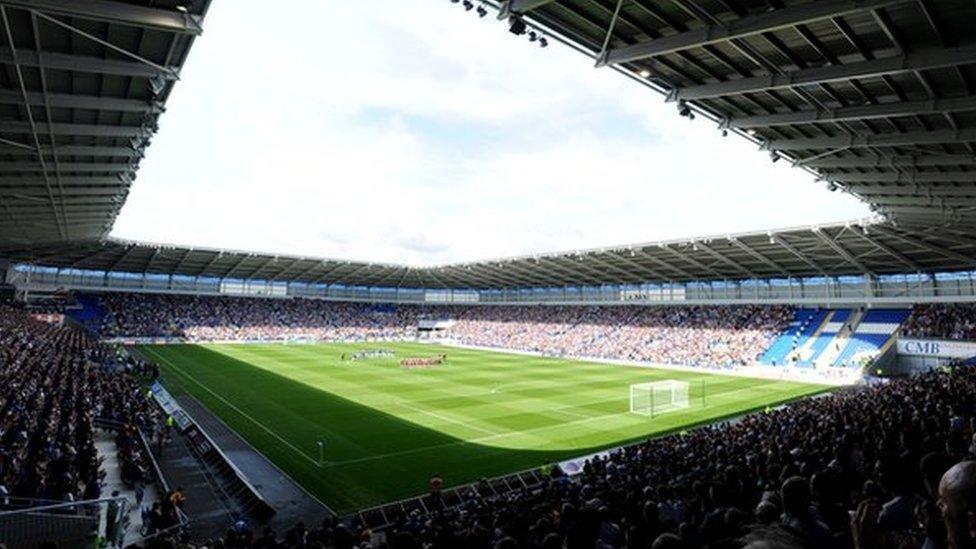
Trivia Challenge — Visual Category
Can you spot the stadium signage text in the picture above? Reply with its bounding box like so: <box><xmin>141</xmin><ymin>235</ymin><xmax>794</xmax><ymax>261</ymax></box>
<box><xmin>897</xmin><ymin>339</ymin><xmax>976</xmax><ymax>358</ymax></box>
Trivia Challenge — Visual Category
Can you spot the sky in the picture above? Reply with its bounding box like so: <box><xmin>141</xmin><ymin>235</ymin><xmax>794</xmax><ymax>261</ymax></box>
<box><xmin>110</xmin><ymin>0</ymin><xmax>872</xmax><ymax>266</ymax></box>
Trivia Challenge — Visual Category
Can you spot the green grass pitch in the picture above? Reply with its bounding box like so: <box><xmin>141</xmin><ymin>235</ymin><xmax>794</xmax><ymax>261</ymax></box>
<box><xmin>139</xmin><ymin>342</ymin><xmax>830</xmax><ymax>514</ymax></box>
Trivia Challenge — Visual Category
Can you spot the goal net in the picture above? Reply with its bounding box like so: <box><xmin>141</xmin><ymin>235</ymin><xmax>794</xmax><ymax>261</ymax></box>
<box><xmin>630</xmin><ymin>380</ymin><xmax>690</xmax><ymax>416</ymax></box>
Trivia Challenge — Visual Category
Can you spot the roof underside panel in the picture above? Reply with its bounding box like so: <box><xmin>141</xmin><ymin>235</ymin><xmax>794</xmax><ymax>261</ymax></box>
<box><xmin>3</xmin><ymin>221</ymin><xmax>976</xmax><ymax>289</ymax></box>
<box><xmin>512</xmin><ymin>0</ymin><xmax>976</xmax><ymax>228</ymax></box>
<box><xmin>0</xmin><ymin>0</ymin><xmax>207</xmax><ymax>248</ymax></box>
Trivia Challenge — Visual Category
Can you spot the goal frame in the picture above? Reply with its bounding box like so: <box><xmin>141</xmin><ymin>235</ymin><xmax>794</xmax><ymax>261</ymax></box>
<box><xmin>629</xmin><ymin>380</ymin><xmax>690</xmax><ymax>417</ymax></box>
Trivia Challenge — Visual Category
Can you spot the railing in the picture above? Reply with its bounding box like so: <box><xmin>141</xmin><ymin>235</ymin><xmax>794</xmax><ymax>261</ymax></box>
<box><xmin>0</xmin><ymin>496</ymin><xmax>128</xmax><ymax>549</ymax></box>
<box><xmin>146</xmin><ymin>383</ymin><xmax>276</xmax><ymax>522</ymax></box>
<box><xmin>94</xmin><ymin>417</ymin><xmax>191</xmax><ymax>541</ymax></box>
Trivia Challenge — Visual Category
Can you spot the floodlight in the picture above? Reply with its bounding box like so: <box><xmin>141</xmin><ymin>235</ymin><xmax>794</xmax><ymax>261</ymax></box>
<box><xmin>149</xmin><ymin>74</ymin><xmax>167</xmax><ymax>96</ymax></box>
<box><xmin>639</xmin><ymin>69</ymin><xmax>651</xmax><ymax>78</ymax></box>
<box><xmin>528</xmin><ymin>31</ymin><xmax>538</xmax><ymax>42</ymax></box>
<box><xmin>509</xmin><ymin>17</ymin><xmax>527</xmax><ymax>35</ymax></box>
<box><xmin>539</xmin><ymin>37</ymin><xmax>548</xmax><ymax>47</ymax></box>
<box><xmin>477</xmin><ymin>5</ymin><xmax>487</xmax><ymax>17</ymax></box>
<box><xmin>463</xmin><ymin>0</ymin><xmax>473</xmax><ymax>10</ymax></box>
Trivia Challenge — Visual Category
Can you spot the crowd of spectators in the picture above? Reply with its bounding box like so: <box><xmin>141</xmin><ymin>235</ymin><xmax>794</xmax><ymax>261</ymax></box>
<box><xmin>0</xmin><ymin>304</ymin><xmax>160</xmax><ymax>505</ymax></box>
<box><xmin>97</xmin><ymin>294</ymin><xmax>791</xmax><ymax>368</ymax></box>
<box><xmin>139</xmin><ymin>365</ymin><xmax>976</xmax><ymax>549</ymax></box>
<box><xmin>99</xmin><ymin>294</ymin><xmax>424</xmax><ymax>342</ymax></box>
<box><xmin>446</xmin><ymin>305</ymin><xmax>792</xmax><ymax>368</ymax></box>
<box><xmin>902</xmin><ymin>304</ymin><xmax>976</xmax><ymax>341</ymax></box>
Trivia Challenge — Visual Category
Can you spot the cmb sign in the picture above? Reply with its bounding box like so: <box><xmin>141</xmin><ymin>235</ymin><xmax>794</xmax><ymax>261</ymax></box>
<box><xmin>897</xmin><ymin>339</ymin><xmax>976</xmax><ymax>359</ymax></box>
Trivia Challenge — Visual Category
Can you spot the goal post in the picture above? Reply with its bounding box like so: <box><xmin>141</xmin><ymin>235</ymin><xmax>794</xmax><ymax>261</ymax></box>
<box><xmin>630</xmin><ymin>380</ymin><xmax>690</xmax><ymax>416</ymax></box>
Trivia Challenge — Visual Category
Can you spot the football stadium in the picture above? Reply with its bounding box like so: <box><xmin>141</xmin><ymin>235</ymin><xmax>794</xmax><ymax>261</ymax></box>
<box><xmin>2</xmin><ymin>1</ymin><xmax>976</xmax><ymax>548</ymax></box>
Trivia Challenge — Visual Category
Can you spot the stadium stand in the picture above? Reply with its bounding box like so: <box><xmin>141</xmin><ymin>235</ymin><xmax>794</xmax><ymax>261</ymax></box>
<box><xmin>0</xmin><ymin>304</ymin><xmax>187</xmax><ymax>541</ymax></box>
<box><xmin>758</xmin><ymin>309</ymin><xmax>828</xmax><ymax>367</ymax></box>
<box><xmin>832</xmin><ymin>309</ymin><xmax>911</xmax><ymax>369</ymax></box>
<box><xmin>93</xmin><ymin>293</ymin><xmax>793</xmax><ymax>369</ymax></box>
<box><xmin>903</xmin><ymin>304</ymin><xmax>976</xmax><ymax>341</ymax></box>
<box><xmin>800</xmin><ymin>309</ymin><xmax>853</xmax><ymax>368</ymax></box>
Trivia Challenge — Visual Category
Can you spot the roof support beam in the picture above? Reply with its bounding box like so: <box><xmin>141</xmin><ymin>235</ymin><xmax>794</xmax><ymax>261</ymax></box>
<box><xmin>0</xmin><ymin>121</ymin><xmax>149</xmax><ymax>138</ymax></box>
<box><xmin>727</xmin><ymin>238</ymin><xmax>791</xmax><ymax>277</ymax></box>
<box><xmin>0</xmin><ymin>176</ymin><xmax>123</xmax><ymax>186</ymax></box>
<box><xmin>851</xmin><ymin>228</ymin><xmax>920</xmax><ymax>271</ymax></box>
<box><xmin>873</xmin><ymin>226</ymin><xmax>976</xmax><ymax>266</ymax></box>
<box><xmin>771</xmin><ymin>236</ymin><xmax>829</xmax><ymax>277</ymax></box>
<box><xmin>221</xmin><ymin>254</ymin><xmax>254</xmax><ymax>279</ymax></box>
<box><xmin>828</xmin><ymin>172</ymin><xmax>976</xmax><ymax>183</ymax></box>
<box><xmin>0</xmin><ymin>48</ymin><xmax>177</xmax><ymax>79</ymax></box>
<box><xmin>441</xmin><ymin>265</ymin><xmax>521</xmax><ymax>289</ymax></box>
<box><xmin>600</xmin><ymin>251</ymin><xmax>672</xmax><ymax>282</ymax></box>
<box><xmin>812</xmin><ymin>228</ymin><xmax>873</xmax><ymax>275</ymax></box>
<box><xmin>601</xmin><ymin>0</ymin><xmax>907</xmax><ymax>66</ymax></box>
<box><xmin>850</xmin><ymin>186</ymin><xmax>976</xmax><ymax>198</ymax></box>
<box><xmin>728</xmin><ymin>94</ymin><xmax>976</xmax><ymax>128</ymax></box>
<box><xmin>580</xmin><ymin>253</ymin><xmax>647</xmax><ymax>284</ymax></box>
<box><xmin>766</xmin><ymin>128</ymin><xmax>976</xmax><ymax>151</ymax></box>
<box><xmin>499</xmin><ymin>0</ymin><xmax>556</xmax><ymax>18</ymax></box>
<box><xmin>0</xmin><ymin>89</ymin><xmax>161</xmax><ymax>113</ymax></box>
<box><xmin>671</xmin><ymin>43</ymin><xmax>976</xmax><ymax>101</ymax></box>
<box><xmin>0</xmin><ymin>162</ymin><xmax>131</xmax><ymax>173</ymax></box>
<box><xmin>635</xmin><ymin>249</ymin><xmax>696</xmax><ymax>280</ymax></box>
<box><xmin>0</xmin><ymin>186</ymin><xmax>124</xmax><ymax>196</ymax></box>
<box><xmin>659</xmin><ymin>244</ymin><xmax>728</xmax><ymax>279</ymax></box>
<box><xmin>696</xmin><ymin>242</ymin><xmax>759</xmax><ymax>278</ymax></box>
<box><xmin>804</xmin><ymin>154</ymin><xmax>976</xmax><ymax>169</ymax></box>
<box><xmin>0</xmin><ymin>0</ymin><xmax>202</xmax><ymax>35</ymax></box>
<box><xmin>0</xmin><ymin>144</ymin><xmax>140</xmax><ymax>157</ymax></box>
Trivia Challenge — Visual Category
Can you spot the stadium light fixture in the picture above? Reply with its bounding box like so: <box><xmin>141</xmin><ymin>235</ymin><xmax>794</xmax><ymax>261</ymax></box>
<box><xmin>509</xmin><ymin>17</ymin><xmax>527</xmax><ymax>35</ymax></box>
<box><xmin>746</xmin><ymin>129</ymin><xmax>757</xmax><ymax>136</ymax></box>
<box><xmin>149</xmin><ymin>75</ymin><xmax>167</xmax><ymax>96</ymax></box>
<box><xmin>477</xmin><ymin>4</ymin><xmax>488</xmax><ymax>17</ymax></box>
<box><xmin>528</xmin><ymin>30</ymin><xmax>538</xmax><ymax>42</ymax></box>
<box><xmin>463</xmin><ymin>0</ymin><xmax>474</xmax><ymax>11</ymax></box>
<box><xmin>639</xmin><ymin>69</ymin><xmax>651</xmax><ymax>78</ymax></box>
<box><xmin>539</xmin><ymin>36</ymin><xmax>548</xmax><ymax>48</ymax></box>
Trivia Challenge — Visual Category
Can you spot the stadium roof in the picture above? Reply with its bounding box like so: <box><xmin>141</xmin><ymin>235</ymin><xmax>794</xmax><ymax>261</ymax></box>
<box><xmin>0</xmin><ymin>0</ymin><xmax>209</xmax><ymax>247</ymax></box>
<box><xmin>4</xmin><ymin>219</ymin><xmax>976</xmax><ymax>288</ymax></box>
<box><xmin>500</xmin><ymin>0</ymin><xmax>976</xmax><ymax>228</ymax></box>
<box><xmin>2</xmin><ymin>0</ymin><xmax>976</xmax><ymax>290</ymax></box>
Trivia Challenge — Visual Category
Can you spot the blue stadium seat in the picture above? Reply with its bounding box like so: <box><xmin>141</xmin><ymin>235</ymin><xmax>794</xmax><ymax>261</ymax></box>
<box><xmin>759</xmin><ymin>308</ymin><xmax>828</xmax><ymax>366</ymax></box>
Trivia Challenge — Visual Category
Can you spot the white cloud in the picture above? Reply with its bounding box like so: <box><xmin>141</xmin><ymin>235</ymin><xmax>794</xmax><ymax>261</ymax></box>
<box><xmin>111</xmin><ymin>0</ymin><xmax>872</xmax><ymax>266</ymax></box>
